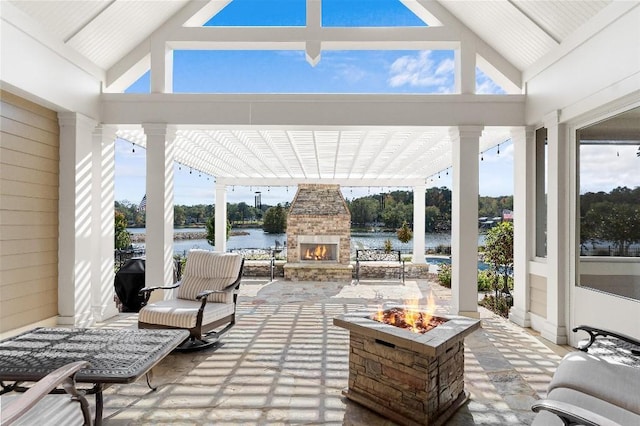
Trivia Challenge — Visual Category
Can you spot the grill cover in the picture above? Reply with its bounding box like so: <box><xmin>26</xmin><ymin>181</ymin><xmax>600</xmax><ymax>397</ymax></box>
<box><xmin>114</xmin><ymin>258</ymin><xmax>146</xmax><ymax>312</ymax></box>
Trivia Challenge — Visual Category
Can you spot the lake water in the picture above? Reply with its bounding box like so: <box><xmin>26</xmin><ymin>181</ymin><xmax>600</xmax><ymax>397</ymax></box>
<box><xmin>127</xmin><ymin>227</ymin><xmax>486</xmax><ymax>255</ymax></box>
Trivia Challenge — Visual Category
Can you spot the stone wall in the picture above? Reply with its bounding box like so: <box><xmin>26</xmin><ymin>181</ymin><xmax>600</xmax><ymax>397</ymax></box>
<box><xmin>347</xmin><ymin>331</ymin><xmax>465</xmax><ymax>426</ymax></box>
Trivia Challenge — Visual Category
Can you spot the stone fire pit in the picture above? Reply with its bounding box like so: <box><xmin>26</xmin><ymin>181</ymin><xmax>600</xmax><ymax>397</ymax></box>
<box><xmin>334</xmin><ymin>308</ymin><xmax>481</xmax><ymax>426</ymax></box>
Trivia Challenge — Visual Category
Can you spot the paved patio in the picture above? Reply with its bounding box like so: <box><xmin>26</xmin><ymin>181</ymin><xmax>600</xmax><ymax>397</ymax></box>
<box><xmin>96</xmin><ymin>278</ymin><xmax>572</xmax><ymax>425</ymax></box>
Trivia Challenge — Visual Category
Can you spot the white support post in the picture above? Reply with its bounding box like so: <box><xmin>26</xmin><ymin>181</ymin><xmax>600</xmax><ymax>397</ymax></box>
<box><xmin>450</xmin><ymin>125</ymin><xmax>483</xmax><ymax>318</ymax></box>
<box><xmin>91</xmin><ymin>125</ymin><xmax>119</xmax><ymax>321</ymax></box>
<box><xmin>305</xmin><ymin>0</ymin><xmax>322</xmax><ymax>66</ymax></box>
<box><xmin>215</xmin><ymin>184</ymin><xmax>228</xmax><ymax>253</ymax></box>
<box><xmin>412</xmin><ymin>184</ymin><xmax>426</xmax><ymax>264</ymax></box>
<box><xmin>58</xmin><ymin>112</ymin><xmax>98</xmax><ymax>326</ymax></box>
<box><xmin>143</xmin><ymin>123</ymin><xmax>176</xmax><ymax>301</ymax></box>
<box><xmin>150</xmin><ymin>41</ymin><xmax>173</xmax><ymax>93</ymax></box>
<box><xmin>509</xmin><ymin>126</ymin><xmax>534</xmax><ymax>328</ymax></box>
<box><xmin>542</xmin><ymin>112</ymin><xmax>569</xmax><ymax>344</ymax></box>
<box><xmin>455</xmin><ymin>32</ymin><xmax>476</xmax><ymax>94</ymax></box>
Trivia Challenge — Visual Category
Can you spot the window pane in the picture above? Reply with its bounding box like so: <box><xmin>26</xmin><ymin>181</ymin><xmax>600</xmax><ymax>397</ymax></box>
<box><xmin>535</xmin><ymin>128</ymin><xmax>547</xmax><ymax>258</ymax></box>
<box><xmin>577</xmin><ymin>107</ymin><xmax>640</xmax><ymax>300</ymax></box>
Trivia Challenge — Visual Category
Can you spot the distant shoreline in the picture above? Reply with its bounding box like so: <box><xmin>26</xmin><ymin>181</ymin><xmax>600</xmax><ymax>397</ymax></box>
<box><xmin>129</xmin><ymin>230</ymin><xmax>249</xmax><ymax>243</ymax></box>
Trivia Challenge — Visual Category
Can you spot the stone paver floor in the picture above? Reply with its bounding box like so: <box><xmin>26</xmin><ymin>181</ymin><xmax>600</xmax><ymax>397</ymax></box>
<box><xmin>96</xmin><ymin>278</ymin><xmax>572</xmax><ymax>425</ymax></box>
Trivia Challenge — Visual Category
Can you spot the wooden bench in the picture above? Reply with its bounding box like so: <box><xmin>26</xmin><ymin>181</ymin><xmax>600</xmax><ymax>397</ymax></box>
<box><xmin>355</xmin><ymin>249</ymin><xmax>405</xmax><ymax>283</ymax></box>
<box><xmin>531</xmin><ymin>326</ymin><xmax>640</xmax><ymax>426</ymax></box>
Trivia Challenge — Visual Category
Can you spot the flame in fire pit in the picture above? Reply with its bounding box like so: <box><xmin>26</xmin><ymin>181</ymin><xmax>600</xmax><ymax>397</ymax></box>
<box><xmin>372</xmin><ymin>292</ymin><xmax>446</xmax><ymax>334</ymax></box>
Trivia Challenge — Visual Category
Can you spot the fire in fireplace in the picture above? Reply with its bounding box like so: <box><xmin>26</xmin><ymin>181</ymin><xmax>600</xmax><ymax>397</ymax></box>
<box><xmin>301</xmin><ymin>243</ymin><xmax>337</xmax><ymax>261</ymax></box>
<box><xmin>334</xmin><ymin>295</ymin><xmax>481</xmax><ymax>426</ymax></box>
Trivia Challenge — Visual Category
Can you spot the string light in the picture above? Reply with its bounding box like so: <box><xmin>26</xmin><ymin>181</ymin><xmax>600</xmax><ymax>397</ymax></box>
<box><xmin>132</xmin><ymin>143</ymin><xmax>135</xmax><ymax>153</ymax></box>
<box><xmin>481</xmin><ymin>152</ymin><xmax>484</xmax><ymax>161</ymax></box>
<box><xmin>497</xmin><ymin>144</ymin><xmax>500</xmax><ymax>155</ymax></box>
<box><xmin>189</xmin><ymin>168</ymin><xmax>192</xmax><ymax>174</ymax></box>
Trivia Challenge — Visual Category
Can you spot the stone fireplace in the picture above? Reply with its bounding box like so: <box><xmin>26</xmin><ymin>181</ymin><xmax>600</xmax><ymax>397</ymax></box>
<box><xmin>285</xmin><ymin>184</ymin><xmax>352</xmax><ymax>281</ymax></box>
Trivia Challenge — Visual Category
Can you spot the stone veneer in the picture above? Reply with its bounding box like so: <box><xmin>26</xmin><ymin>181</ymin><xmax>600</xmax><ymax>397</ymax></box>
<box><xmin>285</xmin><ymin>184</ymin><xmax>352</xmax><ymax>281</ymax></box>
<box><xmin>334</xmin><ymin>312</ymin><xmax>480</xmax><ymax>426</ymax></box>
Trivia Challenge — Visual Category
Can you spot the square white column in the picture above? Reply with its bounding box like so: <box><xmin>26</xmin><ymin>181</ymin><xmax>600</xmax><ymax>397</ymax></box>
<box><xmin>143</xmin><ymin>123</ymin><xmax>176</xmax><ymax>297</ymax></box>
<box><xmin>215</xmin><ymin>184</ymin><xmax>227</xmax><ymax>253</ymax></box>
<box><xmin>543</xmin><ymin>112</ymin><xmax>569</xmax><ymax>344</ymax></box>
<box><xmin>58</xmin><ymin>112</ymin><xmax>97</xmax><ymax>326</ymax></box>
<box><xmin>509</xmin><ymin>126</ymin><xmax>534</xmax><ymax>328</ymax></box>
<box><xmin>450</xmin><ymin>126</ymin><xmax>483</xmax><ymax>318</ymax></box>
<box><xmin>91</xmin><ymin>125</ymin><xmax>119</xmax><ymax>321</ymax></box>
<box><xmin>412</xmin><ymin>184</ymin><xmax>426</xmax><ymax>264</ymax></box>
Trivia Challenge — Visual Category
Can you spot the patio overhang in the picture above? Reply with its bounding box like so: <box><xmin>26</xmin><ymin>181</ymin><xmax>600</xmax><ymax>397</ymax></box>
<box><xmin>105</xmin><ymin>93</ymin><xmax>526</xmax><ymax>186</ymax></box>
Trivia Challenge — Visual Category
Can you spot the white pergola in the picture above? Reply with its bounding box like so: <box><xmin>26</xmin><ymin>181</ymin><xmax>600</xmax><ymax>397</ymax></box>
<box><xmin>2</xmin><ymin>0</ymin><xmax>639</xmax><ymax>345</ymax></box>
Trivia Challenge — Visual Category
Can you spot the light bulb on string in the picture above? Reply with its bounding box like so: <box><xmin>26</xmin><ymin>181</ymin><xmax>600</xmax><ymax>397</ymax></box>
<box><xmin>481</xmin><ymin>152</ymin><xmax>484</xmax><ymax>161</ymax></box>
<box><xmin>132</xmin><ymin>143</ymin><xmax>135</xmax><ymax>153</ymax></box>
<box><xmin>497</xmin><ymin>144</ymin><xmax>500</xmax><ymax>155</ymax></box>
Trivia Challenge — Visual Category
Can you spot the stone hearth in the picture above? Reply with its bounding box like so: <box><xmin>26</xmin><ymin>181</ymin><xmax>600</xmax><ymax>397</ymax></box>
<box><xmin>285</xmin><ymin>184</ymin><xmax>352</xmax><ymax>281</ymax></box>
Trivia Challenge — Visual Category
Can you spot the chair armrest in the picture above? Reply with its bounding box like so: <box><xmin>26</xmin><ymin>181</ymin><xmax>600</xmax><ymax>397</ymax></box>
<box><xmin>573</xmin><ymin>325</ymin><xmax>640</xmax><ymax>354</ymax></box>
<box><xmin>532</xmin><ymin>399</ymin><xmax>623</xmax><ymax>426</ymax></box>
<box><xmin>196</xmin><ymin>281</ymin><xmax>240</xmax><ymax>300</ymax></box>
<box><xmin>138</xmin><ymin>283</ymin><xmax>180</xmax><ymax>296</ymax></box>
<box><xmin>2</xmin><ymin>361</ymin><xmax>91</xmax><ymax>426</ymax></box>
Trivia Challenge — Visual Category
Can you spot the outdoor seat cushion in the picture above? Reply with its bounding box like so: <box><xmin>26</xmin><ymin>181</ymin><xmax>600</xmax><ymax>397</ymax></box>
<box><xmin>531</xmin><ymin>387</ymin><xmax>640</xmax><ymax>426</ymax></box>
<box><xmin>549</xmin><ymin>351</ymin><xmax>640</xmax><ymax>414</ymax></box>
<box><xmin>138</xmin><ymin>299</ymin><xmax>234</xmax><ymax>329</ymax></box>
<box><xmin>177</xmin><ymin>251</ymin><xmax>243</xmax><ymax>302</ymax></box>
<box><xmin>1</xmin><ymin>394</ymin><xmax>89</xmax><ymax>426</ymax></box>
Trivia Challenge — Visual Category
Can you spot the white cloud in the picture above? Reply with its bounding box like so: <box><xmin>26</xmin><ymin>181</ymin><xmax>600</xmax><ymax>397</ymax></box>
<box><xmin>388</xmin><ymin>51</ymin><xmax>454</xmax><ymax>88</ymax></box>
<box><xmin>579</xmin><ymin>145</ymin><xmax>640</xmax><ymax>193</ymax></box>
<box><xmin>475</xmin><ymin>68</ymin><xmax>505</xmax><ymax>95</ymax></box>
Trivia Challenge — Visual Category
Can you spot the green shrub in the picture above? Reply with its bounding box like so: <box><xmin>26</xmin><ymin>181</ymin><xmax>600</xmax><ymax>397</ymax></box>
<box><xmin>477</xmin><ymin>270</ymin><xmax>495</xmax><ymax>292</ymax></box>
<box><xmin>479</xmin><ymin>294</ymin><xmax>510</xmax><ymax>318</ymax></box>
<box><xmin>437</xmin><ymin>263</ymin><xmax>452</xmax><ymax>288</ymax></box>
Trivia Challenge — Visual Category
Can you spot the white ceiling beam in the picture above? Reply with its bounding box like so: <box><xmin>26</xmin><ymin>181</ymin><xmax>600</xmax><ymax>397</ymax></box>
<box><xmin>101</xmin><ymin>93</ymin><xmax>526</xmax><ymax>127</ymax></box>
<box><xmin>305</xmin><ymin>0</ymin><xmax>322</xmax><ymax>66</ymax></box>
<box><xmin>399</xmin><ymin>0</ymin><xmax>443</xmax><ymax>26</ymax></box>
<box><xmin>217</xmin><ymin>177</ymin><xmax>426</xmax><ymax>187</ymax></box>
<box><xmin>260</xmin><ymin>131</ymin><xmax>300</xmax><ymax>178</ymax></box>
<box><xmin>183</xmin><ymin>0</ymin><xmax>233</xmax><ymax>27</ymax></box>
<box><xmin>375</xmin><ymin>132</ymin><xmax>423</xmax><ymax>177</ymax></box>
<box><xmin>167</xmin><ymin>26</ymin><xmax>457</xmax><ymax>45</ymax></box>
<box><xmin>285</xmin><ymin>130</ymin><xmax>309</xmax><ymax>179</ymax></box>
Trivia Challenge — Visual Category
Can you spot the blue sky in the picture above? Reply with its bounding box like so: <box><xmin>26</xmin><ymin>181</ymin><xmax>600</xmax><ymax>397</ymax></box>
<box><xmin>114</xmin><ymin>0</ymin><xmax>513</xmax><ymax>206</ymax></box>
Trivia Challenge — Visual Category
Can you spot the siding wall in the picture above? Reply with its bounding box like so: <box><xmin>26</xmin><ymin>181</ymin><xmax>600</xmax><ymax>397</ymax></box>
<box><xmin>529</xmin><ymin>274</ymin><xmax>547</xmax><ymax>318</ymax></box>
<box><xmin>0</xmin><ymin>90</ymin><xmax>59</xmax><ymax>333</ymax></box>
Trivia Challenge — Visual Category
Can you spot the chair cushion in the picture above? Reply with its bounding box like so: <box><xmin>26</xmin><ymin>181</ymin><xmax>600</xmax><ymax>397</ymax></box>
<box><xmin>549</xmin><ymin>351</ymin><xmax>640</xmax><ymax>415</ymax></box>
<box><xmin>177</xmin><ymin>251</ymin><xmax>242</xmax><ymax>301</ymax></box>
<box><xmin>531</xmin><ymin>387</ymin><xmax>640</xmax><ymax>426</ymax></box>
<box><xmin>0</xmin><ymin>393</ymin><xmax>90</xmax><ymax>426</ymax></box>
<box><xmin>138</xmin><ymin>299</ymin><xmax>235</xmax><ymax>329</ymax></box>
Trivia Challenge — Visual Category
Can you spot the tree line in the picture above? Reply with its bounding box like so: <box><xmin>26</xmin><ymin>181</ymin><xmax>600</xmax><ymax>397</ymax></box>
<box><xmin>580</xmin><ymin>186</ymin><xmax>640</xmax><ymax>256</ymax></box>
<box><xmin>115</xmin><ymin>188</ymin><xmax>513</xmax><ymax>235</ymax></box>
<box><xmin>346</xmin><ymin>188</ymin><xmax>513</xmax><ymax>232</ymax></box>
